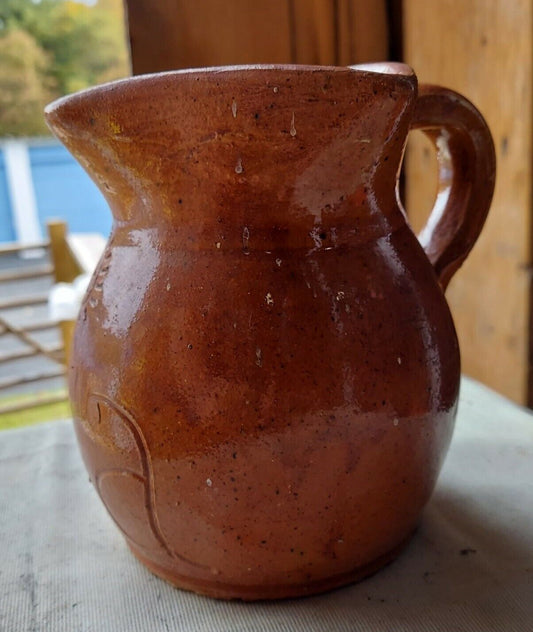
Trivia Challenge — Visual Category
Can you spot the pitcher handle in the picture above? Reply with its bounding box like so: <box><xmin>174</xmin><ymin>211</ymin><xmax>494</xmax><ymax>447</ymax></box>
<box><xmin>408</xmin><ymin>85</ymin><xmax>496</xmax><ymax>290</ymax></box>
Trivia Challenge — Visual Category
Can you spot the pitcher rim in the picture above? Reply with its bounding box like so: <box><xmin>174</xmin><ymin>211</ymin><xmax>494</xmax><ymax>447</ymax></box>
<box><xmin>44</xmin><ymin>62</ymin><xmax>415</xmax><ymax>114</ymax></box>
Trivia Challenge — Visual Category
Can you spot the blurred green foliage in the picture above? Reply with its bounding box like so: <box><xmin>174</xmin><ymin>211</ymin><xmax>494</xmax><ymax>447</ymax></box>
<box><xmin>0</xmin><ymin>390</ymin><xmax>70</xmax><ymax>430</ymax></box>
<box><xmin>0</xmin><ymin>0</ymin><xmax>129</xmax><ymax>136</ymax></box>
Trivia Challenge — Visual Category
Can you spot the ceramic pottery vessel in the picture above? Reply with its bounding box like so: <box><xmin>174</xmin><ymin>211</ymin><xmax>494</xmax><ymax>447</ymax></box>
<box><xmin>45</xmin><ymin>63</ymin><xmax>495</xmax><ymax>600</ymax></box>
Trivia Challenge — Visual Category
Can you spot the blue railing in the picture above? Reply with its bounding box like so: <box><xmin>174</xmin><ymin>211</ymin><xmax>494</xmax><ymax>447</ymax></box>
<box><xmin>0</xmin><ymin>138</ymin><xmax>112</xmax><ymax>243</ymax></box>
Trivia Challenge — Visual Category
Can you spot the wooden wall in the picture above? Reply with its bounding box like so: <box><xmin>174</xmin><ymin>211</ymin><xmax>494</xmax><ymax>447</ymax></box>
<box><xmin>125</xmin><ymin>0</ymin><xmax>390</xmax><ymax>72</ymax></box>
<box><xmin>403</xmin><ymin>0</ymin><xmax>533</xmax><ymax>405</ymax></box>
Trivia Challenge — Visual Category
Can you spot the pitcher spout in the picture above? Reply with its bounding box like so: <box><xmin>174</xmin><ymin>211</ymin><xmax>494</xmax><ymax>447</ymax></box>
<box><xmin>45</xmin><ymin>65</ymin><xmax>418</xmax><ymax>238</ymax></box>
<box><xmin>45</xmin><ymin>80</ymin><xmax>154</xmax><ymax>224</ymax></box>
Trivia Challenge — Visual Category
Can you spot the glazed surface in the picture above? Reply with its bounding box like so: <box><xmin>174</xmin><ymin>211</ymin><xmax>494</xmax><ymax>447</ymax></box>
<box><xmin>44</xmin><ymin>65</ymin><xmax>494</xmax><ymax>599</ymax></box>
<box><xmin>71</xmin><ymin>221</ymin><xmax>459</xmax><ymax>594</ymax></box>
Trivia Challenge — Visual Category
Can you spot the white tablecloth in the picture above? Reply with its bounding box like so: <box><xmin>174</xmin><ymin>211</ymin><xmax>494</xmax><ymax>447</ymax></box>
<box><xmin>1</xmin><ymin>377</ymin><xmax>532</xmax><ymax>631</ymax></box>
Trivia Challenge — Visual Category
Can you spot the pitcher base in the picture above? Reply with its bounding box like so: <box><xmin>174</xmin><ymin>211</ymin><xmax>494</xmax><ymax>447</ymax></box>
<box><xmin>127</xmin><ymin>533</ymin><xmax>414</xmax><ymax>601</ymax></box>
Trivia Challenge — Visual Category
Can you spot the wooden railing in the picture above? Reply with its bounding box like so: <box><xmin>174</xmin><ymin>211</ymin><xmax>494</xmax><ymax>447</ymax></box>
<box><xmin>0</xmin><ymin>220</ymin><xmax>105</xmax><ymax>417</ymax></box>
<box><xmin>0</xmin><ymin>235</ymin><xmax>66</xmax><ymax>414</ymax></box>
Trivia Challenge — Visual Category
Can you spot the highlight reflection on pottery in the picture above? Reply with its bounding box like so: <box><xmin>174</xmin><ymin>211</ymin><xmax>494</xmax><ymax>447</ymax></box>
<box><xmin>45</xmin><ymin>63</ymin><xmax>495</xmax><ymax>600</ymax></box>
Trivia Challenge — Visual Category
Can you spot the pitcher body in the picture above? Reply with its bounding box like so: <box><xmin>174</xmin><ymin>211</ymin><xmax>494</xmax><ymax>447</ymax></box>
<box><xmin>45</xmin><ymin>64</ymin><xmax>495</xmax><ymax>599</ymax></box>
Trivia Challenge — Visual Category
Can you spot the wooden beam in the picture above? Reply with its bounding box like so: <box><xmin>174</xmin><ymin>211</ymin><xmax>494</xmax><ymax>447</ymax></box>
<box><xmin>403</xmin><ymin>0</ymin><xmax>533</xmax><ymax>404</ymax></box>
<box><xmin>0</xmin><ymin>368</ymin><xmax>66</xmax><ymax>391</ymax></box>
<box><xmin>0</xmin><ymin>392</ymin><xmax>68</xmax><ymax>416</ymax></box>
<box><xmin>0</xmin><ymin>294</ymin><xmax>48</xmax><ymax>310</ymax></box>
<box><xmin>0</xmin><ymin>264</ymin><xmax>53</xmax><ymax>283</ymax></box>
<box><xmin>0</xmin><ymin>344</ymin><xmax>63</xmax><ymax>364</ymax></box>
<box><xmin>0</xmin><ymin>240</ymin><xmax>49</xmax><ymax>255</ymax></box>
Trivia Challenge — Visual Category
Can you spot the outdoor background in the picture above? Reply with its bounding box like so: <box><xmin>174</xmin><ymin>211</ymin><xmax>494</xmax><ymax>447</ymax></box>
<box><xmin>0</xmin><ymin>0</ymin><xmax>128</xmax><ymax>137</ymax></box>
<box><xmin>0</xmin><ymin>0</ymin><xmax>129</xmax><ymax>429</ymax></box>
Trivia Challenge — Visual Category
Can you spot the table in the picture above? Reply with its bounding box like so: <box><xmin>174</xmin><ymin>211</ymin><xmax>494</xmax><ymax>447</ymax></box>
<box><xmin>1</xmin><ymin>377</ymin><xmax>532</xmax><ymax>631</ymax></box>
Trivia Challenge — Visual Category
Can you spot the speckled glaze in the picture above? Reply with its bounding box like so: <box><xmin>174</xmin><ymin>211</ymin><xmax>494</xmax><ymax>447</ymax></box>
<box><xmin>45</xmin><ymin>63</ymin><xmax>495</xmax><ymax>600</ymax></box>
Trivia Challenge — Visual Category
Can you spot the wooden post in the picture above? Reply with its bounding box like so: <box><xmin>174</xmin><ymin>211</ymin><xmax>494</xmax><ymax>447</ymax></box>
<box><xmin>46</xmin><ymin>220</ymin><xmax>107</xmax><ymax>366</ymax></box>
<box><xmin>403</xmin><ymin>0</ymin><xmax>533</xmax><ymax>404</ymax></box>
<box><xmin>47</xmin><ymin>219</ymin><xmax>81</xmax><ymax>284</ymax></box>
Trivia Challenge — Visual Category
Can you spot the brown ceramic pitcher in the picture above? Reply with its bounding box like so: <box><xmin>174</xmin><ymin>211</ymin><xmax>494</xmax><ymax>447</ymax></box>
<box><xmin>45</xmin><ymin>63</ymin><xmax>495</xmax><ymax>600</ymax></box>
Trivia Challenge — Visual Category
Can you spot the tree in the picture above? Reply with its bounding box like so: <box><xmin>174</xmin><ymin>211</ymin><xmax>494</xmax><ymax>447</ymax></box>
<box><xmin>0</xmin><ymin>0</ymin><xmax>129</xmax><ymax>136</ymax></box>
<box><xmin>0</xmin><ymin>28</ymin><xmax>52</xmax><ymax>136</ymax></box>
<box><xmin>31</xmin><ymin>0</ymin><xmax>129</xmax><ymax>95</ymax></box>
